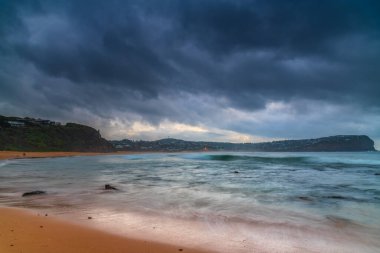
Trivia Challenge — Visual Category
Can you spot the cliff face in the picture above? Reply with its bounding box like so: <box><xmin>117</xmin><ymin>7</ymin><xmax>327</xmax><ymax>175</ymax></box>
<box><xmin>305</xmin><ymin>135</ymin><xmax>375</xmax><ymax>151</ymax></box>
<box><xmin>0</xmin><ymin>116</ymin><xmax>114</xmax><ymax>152</ymax></box>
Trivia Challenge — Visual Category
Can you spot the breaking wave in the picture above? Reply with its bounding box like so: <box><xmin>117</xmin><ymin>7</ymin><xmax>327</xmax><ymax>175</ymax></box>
<box><xmin>195</xmin><ymin>154</ymin><xmax>309</xmax><ymax>164</ymax></box>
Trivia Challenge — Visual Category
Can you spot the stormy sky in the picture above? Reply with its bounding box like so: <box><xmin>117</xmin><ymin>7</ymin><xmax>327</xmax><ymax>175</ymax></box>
<box><xmin>1</xmin><ymin>0</ymin><xmax>379</xmax><ymax>148</ymax></box>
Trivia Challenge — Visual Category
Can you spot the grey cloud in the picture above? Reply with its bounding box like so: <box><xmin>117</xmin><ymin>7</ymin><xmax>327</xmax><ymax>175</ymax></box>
<box><xmin>178</xmin><ymin>0</ymin><xmax>380</xmax><ymax>55</ymax></box>
<box><xmin>0</xmin><ymin>0</ymin><xmax>380</xmax><ymax>143</ymax></box>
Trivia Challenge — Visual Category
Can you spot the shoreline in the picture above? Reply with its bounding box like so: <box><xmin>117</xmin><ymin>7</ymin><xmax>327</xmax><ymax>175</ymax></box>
<box><xmin>2</xmin><ymin>205</ymin><xmax>378</xmax><ymax>253</ymax></box>
<box><xmin>0</xmin><ymin>151</ymin><xmax>218</xmax><ymax>253</ymax></box>
<box><xmin>0</xmin><ymin>151</ymin><xmax>151</xmax><ymax>161</ymax></box>
<box><xmin>0</xmin><ymin>150</ymin><xmax>217</xmax><ymax>253</ymax></box>
<box><xmin>0</xmin><ymin>207</ymin><xmax>212</xmax><ymax>253</ymax></box>
<box><xmin>1</xmin><ymin>150</ymin><xmax>376</xmax><ymax>161</ymax></box>
<box><xmin>0</xmin><ymin>150</ymin><xmax>204</xmax><ymax>161</ymax></box>
<box><xmin>1</xmin><ymin>151</ymin><xmax>379</xmax><ymax>252</ymax></box>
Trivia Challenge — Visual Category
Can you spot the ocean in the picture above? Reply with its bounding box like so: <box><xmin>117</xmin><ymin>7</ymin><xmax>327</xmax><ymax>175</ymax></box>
<box><xmin>1</xmin><ymin>152</ymin><xmax>379</xmax><ymax>252</ymax></box>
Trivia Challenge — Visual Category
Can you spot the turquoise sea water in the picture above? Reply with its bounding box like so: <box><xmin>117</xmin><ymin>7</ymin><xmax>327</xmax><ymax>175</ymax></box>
<box><xmin>1</xmin><ymin>152</ymin><xmax>379</xmax><ymax>252</ymax></box>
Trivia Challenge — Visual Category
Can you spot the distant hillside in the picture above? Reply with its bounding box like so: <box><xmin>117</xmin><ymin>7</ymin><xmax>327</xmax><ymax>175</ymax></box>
<box><xmin>0</xmin><ymin>116</ymin><xmax>114</xmax><ymax>152</ymax></box>
<box><xmin>1</xmin><ymin>115</ymin><xmax>375</xmax><ymax>152</ymax></box>
<box><xmin>112</xmin><ymin>135</ymin><xmax>376</xmax><ymax>152</ymax></box>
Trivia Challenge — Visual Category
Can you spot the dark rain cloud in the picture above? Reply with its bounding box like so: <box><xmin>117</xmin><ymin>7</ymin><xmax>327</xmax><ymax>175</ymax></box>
<box><xmin>0</xmin><ymin>0</ymin><xmax>380</xmax><ymax>142</ymax></box>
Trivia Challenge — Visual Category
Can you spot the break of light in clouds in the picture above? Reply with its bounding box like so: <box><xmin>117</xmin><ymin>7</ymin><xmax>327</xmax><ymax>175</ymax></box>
<box><xmin>0</xmin><ymin>0</ymin><xmax>380</xmax><ymax>148</ymax></box>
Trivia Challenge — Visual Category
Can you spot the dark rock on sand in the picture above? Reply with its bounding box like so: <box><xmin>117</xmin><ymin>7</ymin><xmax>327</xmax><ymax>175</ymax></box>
<box><xmin>22</xmin><ymin>191</ymin><xmax>46</xmax><ymax>197</ymax></box>
<box><xmin>105</xmin><ymin>184</ymin><xmax>118</xmax><ymax>190</ymax></box>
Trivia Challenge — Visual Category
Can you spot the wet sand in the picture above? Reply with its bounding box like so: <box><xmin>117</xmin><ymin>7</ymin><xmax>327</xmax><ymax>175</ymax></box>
<box><xmin>0</xmin><ymin>207</ymin><xmax>211</xmax><ymax>253</ymax></box>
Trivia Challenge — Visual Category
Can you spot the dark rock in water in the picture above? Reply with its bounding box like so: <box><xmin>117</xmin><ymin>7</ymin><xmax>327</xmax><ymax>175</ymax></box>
<box><xmin>298</xmin><ymin>196</ymin><xmax>313</xmax><ymax>202</ymax></box>
<box><xmin>105</xmin><ymin>184</ymin><xmax>118</xmax><ymax>190</ymax></box>
<box><xmin>22</xmin><ymin>191</ymin><xmax>46</xmax><ymax>197</ymax></box>
<box><xmin>375</xmin><ymin>173</ymin><xmax>380</xmax><ymax>176</ymax></box>
<box><xmin>325</xmin><ymin>195</ymin><xmax>363</xmax><ymax>202</ymax></box>
<box><xmin>234</xmin><ymin>171</ymin><xmax>239</xmax><ymax>174</ymax></box>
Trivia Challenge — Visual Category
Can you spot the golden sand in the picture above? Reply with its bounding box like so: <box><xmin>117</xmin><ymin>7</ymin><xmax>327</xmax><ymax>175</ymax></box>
<box><xmin>0</xmin><ymin>207</ymin><xmax>211</xmax><ymax>253</ymax></box>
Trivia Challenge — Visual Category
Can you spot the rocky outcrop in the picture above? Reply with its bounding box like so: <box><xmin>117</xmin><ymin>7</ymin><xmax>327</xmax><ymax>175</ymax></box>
<box><xmin>0</xmin><ymin>116</ymin><xmax>114</xmax><ymax>152</ymax></box>
<box><xmin>104</xmin><ymin>184</ymin><xmax>118</xmax><ymax>190</ymax></box>
<box><xmin>22</xmin><ymin>191</ymin><xmax>46</xmax><ymax>197</ymax></box>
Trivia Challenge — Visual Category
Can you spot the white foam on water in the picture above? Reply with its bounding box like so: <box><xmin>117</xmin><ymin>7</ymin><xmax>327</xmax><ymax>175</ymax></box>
<box><xmin>55</xmin><ymin>207</ymin><xmax>380</xmax><ymax>253</ymax></box>
<box><xmin>0</xmin><ymin>160</ymin><xmax>12</xmax><ymax>168</ymax></box>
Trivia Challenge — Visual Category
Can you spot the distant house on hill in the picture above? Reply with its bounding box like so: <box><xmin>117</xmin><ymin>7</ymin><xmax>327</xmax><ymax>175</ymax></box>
<box><xmin>25</xmin><ymin>118</ymin><xmax>61</xmax><ymax>126</ymax></box>
<box><xmin>7</xmin><ymin>121</ymin><xmax>25</xmax><ymax>127</ymax></box>
<box><xmin>35</xmin><ymin>119</ymin><xmax>51</xmax><ymax>125</ymax></box>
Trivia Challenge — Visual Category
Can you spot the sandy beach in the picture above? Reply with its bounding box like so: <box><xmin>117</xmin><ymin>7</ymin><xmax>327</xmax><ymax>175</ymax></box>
<box><xmin>0</xmin><ymin>150</ymin><xmax>194</xmax><ymax>161</ymax></box>
<box><xmin>0</xmin><ymin>151</ymin><xmax>133</xmax><ymax>161</ymax></box>
<box><xmin>0</xmin><ymin>207</ymin><xmax>211</xmax><ymax>253</ymax></box>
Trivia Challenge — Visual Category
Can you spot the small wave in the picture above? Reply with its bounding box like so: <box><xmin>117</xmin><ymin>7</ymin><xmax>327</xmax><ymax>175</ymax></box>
<box><xmin>296</xmin><ymin>194</ymin><xmax>375</xmax><ymax>204</ymax></box>
<box><xmin>308</xmin><ymin>155</ymin><xmax>380</xmax><ymax>167</ymax></box>
<box><xmin>0</xmin><ymin>160</ymin><xmax>12</xmax><ymax>168</ymax></box>
<box><xmin>198</xmin><ymin>154</ymin><xmax>309</xmax><ymax>164</ymax></box>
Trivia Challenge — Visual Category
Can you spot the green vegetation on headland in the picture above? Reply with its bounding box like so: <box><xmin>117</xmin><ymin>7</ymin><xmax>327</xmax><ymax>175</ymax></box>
<box><xmin>0</xmin><ymin>115</ymin><xmax>113</xmax><ymax>152</ymax></box>
<box><xmin>0</xmin><ymin>115</ymin><xmax>376</xmax><ymax>152</ymax></box>
<box><xmin>112</xmin><ymin>135</ymin><xmax>376</xmax><ymax>152</ymax></box>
